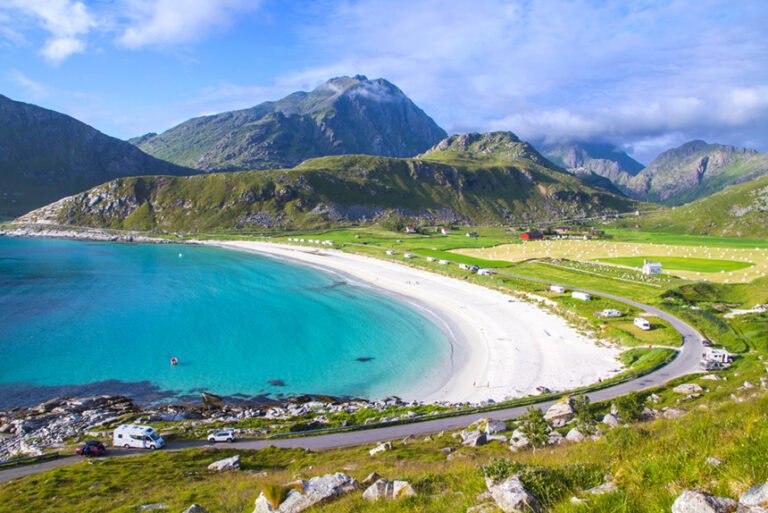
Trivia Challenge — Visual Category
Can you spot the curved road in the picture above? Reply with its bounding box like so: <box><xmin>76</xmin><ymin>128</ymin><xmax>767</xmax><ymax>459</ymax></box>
<box><xmin>0</xmin><ymin>257</ymin><xmax>705</xmax><ymax>483</ymax></box>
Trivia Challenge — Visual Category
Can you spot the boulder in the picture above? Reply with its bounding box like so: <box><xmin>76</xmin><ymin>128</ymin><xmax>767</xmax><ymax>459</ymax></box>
<box><xmin>362</xmin><ymin>478</ymin><xmax>416</xmax><ymax>501</ymax></box>
<box><xmin>207</xmin><ymin>455</ymin><xmax>240</xmax><ymax>472</ymax></box>
<box><xmin>543</xmin><ymin>398</ymin><xmax>574</xmax><ymax>427</ymax></box>
<box><xmin>369</xmin><ymin>442</ymin><xmax>393</xmax><ymax>456</ymax></box>
<box><xmin>182</xmin><ymin>506</ymin><xmax>208</xmax><ymax>513</ymax></box>
<box><xmin>565</xmin><ymin>428</ymin><xmax>585</xmax><ymax>443</ymax></box>
<box><xmin>508</xmin><ymin>430</ymin><xmax>530</xmax><ymax>452</ymax></box>
<box><xmin>741</xmin><ymin>481</ymin><xmax>768</xmax><ymax>507</ymax></box>
<box><xmin>461</xmin><ymin>430</ymin><xmax>489</xmax><ymax>447</ymax></box>
<box><xmin>253</xmin><ymin>473</ymin><xmax>358</xmax><ymax>513</ymax></box>
<box><xmin>586</xmin><ymin>482</ymin><xmax>617</xmax><ymax>495</ymax></box>
<box><xmin>671</xmin><ymin>490</ymin><xmax>738</xmax><ymax>513</ymax></box>
<box><xmin>546</xmin><ymin>430</ymin><xmax>564</xmax><ymax>446</ymax></box>
<box><xmin>663</xmin><ymin>408</ymin><xmax>688</xmax><ymax>419</ymax></box>
<box><xmin>673</xmin><ymin>384</ymin><xmax>704</xmax><ymax>395</ymax></box>
<box><xmin>485</xmin><ymin>475</ymin><xmax>540</xmax><ymax>513</ymax></box>
<box><xmin>467</xmin><ymin>504</ymin><xmax>500</xmax><ymax>513</ymax></box>
<box><xmin>602</xmin><ymin>413</ymin><xmax>620</xmax><ymax>428</ymax></box>
<box><xmin>486</xmin><ymin>420</ymin><xmax>508</xmax><ymax>434</ymax></box>
<box><xmin>362</xmin><ymin>472</ymin><xmax>381</xmax><ymax>485</ymax></box>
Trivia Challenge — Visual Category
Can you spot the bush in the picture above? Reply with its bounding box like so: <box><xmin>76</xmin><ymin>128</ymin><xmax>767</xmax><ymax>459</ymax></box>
<box><xmin>613</xmin><ymin>392</ymin><xmax>646</xmax><ymax>423</ymax></box>
<box><xmin>572</xmin><ymin>395</ymin><xmax>597</xmax><ymax>435</ymax></box>
<box><xmin>519</xmin><ymin>406</ymin><xmax>550</xmax><ymax>451</ymax></box>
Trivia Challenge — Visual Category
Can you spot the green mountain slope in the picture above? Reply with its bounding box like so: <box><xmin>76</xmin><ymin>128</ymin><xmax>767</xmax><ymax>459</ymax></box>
<box><xmin>0</xmin><ymin>95</ymin><xmax>194</xmax><ymax>218</ymax></box>
<box><xmin>628</xmin><ymin>172</ymin><xmax>768</xmax><ymax>237</ymax></box>
<box><xmin>623</xmin><ymin>140</ymin><xmax>768</xmax><ymax>205</ymax></box>
<box><xmin>19</xmin><ymin>132</ymin><xmax>640</xmax><ymax>231</ymax></box>
<box><xmin>133</xmin><ymin>75</ymin><xmax>447</xmax><ymax>172</ymax></box>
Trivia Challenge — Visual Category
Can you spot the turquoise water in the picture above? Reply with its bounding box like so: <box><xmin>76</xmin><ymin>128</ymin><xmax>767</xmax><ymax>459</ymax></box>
<box><xmin>0</xmin><ymin>237</ymin><xmax>451</xmax><ymax>407</ymax></box>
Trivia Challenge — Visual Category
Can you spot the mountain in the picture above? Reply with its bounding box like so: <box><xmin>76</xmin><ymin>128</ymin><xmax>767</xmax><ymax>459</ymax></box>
<box><xmin>0</xmin><ymin>95</ymin><xmax>194</xmax><ymax>218</ymax></box>
<box><xmin>540</xmin><ymin>141</ymin><xmax>644</xmax><ymax>180</ymax></box>
<box><xmin>18</xmin><ymin>132</ymin><xmax>640</xmax><ymax>231</ymax></box>
<box><xmin>626</xmin><ymin>172</ymin><xmax>768</xmax><ymax>238</ymax></box>
<box><xmin>133</xmin><ymin>75</ymin><xmax>447</xmax><ymax>172</ymax></box>
<box><xmin>620</xmin><ymin>140</ymin><xmax>768</xmax><ymax>205</ymax></box>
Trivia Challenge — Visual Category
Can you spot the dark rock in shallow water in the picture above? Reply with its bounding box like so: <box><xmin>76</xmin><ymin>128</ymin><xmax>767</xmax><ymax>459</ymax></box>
<box><xmin>356</xmin><ymin>357</ymin><xmax>375</xmax><ymax>362</ymax></box>
<box><xmin>268</xmin><ymin>380</ymin><xmax>286</xmax><ymax>387</ymax></box>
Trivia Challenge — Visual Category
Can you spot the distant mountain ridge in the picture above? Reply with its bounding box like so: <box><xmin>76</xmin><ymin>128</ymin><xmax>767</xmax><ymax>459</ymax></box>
<box><xmin>19</xmin><ymin>131</ymin><xmax>640</xmax><ymax>231</ymax></box>
<box><xmin>0</xmin><ymin>94</ymin><xmax>194</xmax><ymax>217</ymax></box>
<box><xmin>621</xmin><ymin>140</ymin><xmax>768</xmax><ymax>205</ymax></box>
<box><xmin>132</xmin><ymin>75</ymin><xmax>447</xmax><ymax>172</ymax></box>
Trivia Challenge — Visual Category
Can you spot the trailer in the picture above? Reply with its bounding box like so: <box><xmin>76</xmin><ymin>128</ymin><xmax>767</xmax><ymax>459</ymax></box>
<box><xmin>572</xmin><ymin>291</ymin><xmax>591</xmax><ymax>301</ymax></box>
<box><xmin>633</xmin><ymin>317</ymin><xmax>652</xmax><ymax>330</ymax></box>
<box><xmin>550</xmin><ymin>285</ymin><xmax>566</xmax><ymax>294</ymax></box>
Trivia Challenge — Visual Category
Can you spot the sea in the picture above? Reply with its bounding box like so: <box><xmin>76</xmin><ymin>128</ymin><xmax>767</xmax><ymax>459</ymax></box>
<box><xmin>0</xmin><ymin>237</ymin><xmax>451</xmax><ymax>408</ymax></box>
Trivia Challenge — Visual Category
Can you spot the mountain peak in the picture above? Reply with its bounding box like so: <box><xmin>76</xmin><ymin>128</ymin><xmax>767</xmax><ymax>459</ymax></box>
<box><xmin>423</xmin><ymin>132</ymin><xmax>552</xmax><ymax>165</ymax></box>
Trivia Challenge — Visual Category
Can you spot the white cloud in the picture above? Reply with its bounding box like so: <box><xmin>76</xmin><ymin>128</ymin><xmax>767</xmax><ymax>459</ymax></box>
<box><xmin>2</xmin><ymin>0</ymin><xmax>96</xmax><ymax>62</ymax></box>
<box><xmin>6</xmin><ymin>69</ymin><xmax>50</xmax><ymax>99</ymax></box>
<box><xmin>116</xmin><ymin>0</ymin><xmax>260</xmax><ymax>49</ymax></box>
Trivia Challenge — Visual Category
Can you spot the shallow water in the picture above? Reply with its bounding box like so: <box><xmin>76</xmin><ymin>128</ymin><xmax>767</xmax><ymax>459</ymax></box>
<box><xmin>0</xmin><ymin>237</ymin><xmax>450</xmax><ymax>407</ymax></box>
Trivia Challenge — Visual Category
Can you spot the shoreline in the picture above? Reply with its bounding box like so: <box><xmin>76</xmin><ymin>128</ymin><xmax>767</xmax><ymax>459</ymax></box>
<box><xmin>201</xmin><ymin>240</ymin><xmax>623</xmax><ymax>404</ymax></box>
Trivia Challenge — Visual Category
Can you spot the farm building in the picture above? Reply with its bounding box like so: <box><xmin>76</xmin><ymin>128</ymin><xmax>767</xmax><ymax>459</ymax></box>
<box><xmin>553</xmin><ymin>227</ymin><xmax>571</xmax><ymax>234</ymax></box>
<box><xmin>642</xmin><ymin>260</ymin><xmax>663</xmax><ymax>275</ymax></box>
<box><xmin>521</xmin><ymin>231</ymin><xmax>544</xmax><ymax>241</ymax></box>
<box><xmin>439</xmin><ymin>227</ymin><xmax>451</xmax><ymax>235</ymax></box>
<box><xmin>404</xmin><ymin>226</ymin><xmax>417</xmax><ymax>234</ymax></box>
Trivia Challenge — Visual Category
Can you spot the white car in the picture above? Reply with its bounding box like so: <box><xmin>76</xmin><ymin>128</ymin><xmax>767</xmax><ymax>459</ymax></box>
<box><xmin>208</xmin><ymin>429</ymin><xmax>236</xmax><ymax>443</ymax></box>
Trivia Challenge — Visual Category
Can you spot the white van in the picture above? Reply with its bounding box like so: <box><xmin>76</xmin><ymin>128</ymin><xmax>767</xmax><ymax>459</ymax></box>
<box><xmin>113</xmin><ymin>424</ymin><xmax>165</xmax><ymax>450</ymax></box>
<box><xmin>634</xmin><ymin>317</ymin><xmax>652</xmax><ymax>330</ymax></box>
<box><xmin>572</xmin><ymin>291</ymin><xmax>591</xmax><ymax>301</ymax></box>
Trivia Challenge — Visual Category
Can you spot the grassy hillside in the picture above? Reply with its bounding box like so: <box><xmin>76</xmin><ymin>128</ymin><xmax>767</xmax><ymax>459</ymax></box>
<box><xmin>19</xmin><ymin>139</ymin><xmax>641</xmax><ymax>232</ymax></box>
<box><xmin>618</xmin><ymin>173</ymin><xmax>768</xmax><ymax>237</ymax></box>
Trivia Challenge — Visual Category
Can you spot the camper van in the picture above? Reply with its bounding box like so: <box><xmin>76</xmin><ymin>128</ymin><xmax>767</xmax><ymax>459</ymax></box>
<box><xmin>633</xmin><ymin>317</ymin><xmax>652</xmax><ymax>330</ymax></box>
<box><xmin>113</xmin><ymin>424</ymin><xmax>165</xmax><ymax>450</ymax></box>
<box><xmin>550</xmin><ymin>285</ymin><xmax>566</xmax><ymax>294</ymax></box>
<box><xmin>572</xmin><ymin>291</ymin><xmax>591</xmax><ymax>301</ymax></box>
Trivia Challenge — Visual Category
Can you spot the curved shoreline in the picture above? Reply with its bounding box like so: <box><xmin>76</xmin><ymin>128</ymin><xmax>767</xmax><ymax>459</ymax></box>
<box><xmin>202</xmin><ymin>240</ymin><xmax>622</xmax><ymax>404</ymax></box>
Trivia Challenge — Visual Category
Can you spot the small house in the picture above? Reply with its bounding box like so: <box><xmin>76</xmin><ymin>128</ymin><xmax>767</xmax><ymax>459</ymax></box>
<box><xmin>521</xmin><ymin>231</ymin><xmax>544</xmax><ymax>241</ymax></box>
<box><xmin>572</xmin><ymin>291</ymin><xmax>591</xmax><ymax>301</ymax></box>
<box><xmin>404</xmin><ymin>226</ymin><xmax>417</xmax><ymax>234</ymax></box>
<box><xmin>550</xmin><ymin>285</ymin><xmax>566</xmax><ymax>294</ymax></box>
<box><xmin>633</xmin><ymin>317</ymin><xmax>652</xmax><ymax>330</ymax></box>
<box><xmin>440</xmin><ymin>227</ymin><xmax>451</xmax><ymax>235</ymax></box>
<box><xmin>642</xmin><ymin>260</ymin><xmax>663</xmax><ymax>275</ymax></box>
<box><xmin>553</xmin><ymin>227</ymin><xmax>570</xmax><ymax>234</ymax></box>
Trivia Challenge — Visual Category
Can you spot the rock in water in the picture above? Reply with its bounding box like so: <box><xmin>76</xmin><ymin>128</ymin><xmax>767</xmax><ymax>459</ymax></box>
<box><xmin>485</xmin><ymin>475</ymin><xmax>540</xmax><ymax>513</ymax></box>
<box><xmin>253</xmin><ymin>473</ymin><xmax>358</xmax><ymax>513</ymax></box>
<box><xmin>207</xmin><ymin>455</ymin><xmax>240</xmax><ymax>472</ymax></box>
<box><xmin>362</xmin><ymin>478</ymin><xmax>416</xmax><ymax>501</ymax></box>
<box><xmin>671</xmin><ymin>490</ymin><xmax>738</xmax><ymax>513</ymax></box>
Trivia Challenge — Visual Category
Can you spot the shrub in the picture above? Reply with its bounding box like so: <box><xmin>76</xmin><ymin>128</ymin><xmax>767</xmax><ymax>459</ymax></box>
<box><xmin>262</xmin><ymin>483</ymin><xmax>291</xmax><ymax>509</ymax></box>
<box><xmin>519</xmin><ymin>406</ymin><xmax>550</xmax><ymax>451</ymax></box>
<box><xmin>613</xmin><ymin>392</ymin><xmax>646</xmax><ymax>423</ymax></box>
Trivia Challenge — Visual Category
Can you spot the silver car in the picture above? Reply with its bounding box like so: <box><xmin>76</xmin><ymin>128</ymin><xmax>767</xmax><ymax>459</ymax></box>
<box><xmin>207</xmin><ymin>429</ymin><xmax>236</xmax><ymax>443</ymax></box>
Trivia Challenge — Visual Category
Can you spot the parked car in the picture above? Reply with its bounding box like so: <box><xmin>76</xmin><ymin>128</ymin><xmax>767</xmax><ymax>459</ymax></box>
<box><xmin>702</xmin><ymin>339</ymin><xmax>713</xmax><ymax>347</ymax></box>
<box><xmin>76</xmin><ymin>440</ymin><xmax>107</xmax><ymax>457</ymax></box>
<box><xmin>208</xmin><ymin>429</ymin><xmax>236</xmax><ymax>443</ymax></box>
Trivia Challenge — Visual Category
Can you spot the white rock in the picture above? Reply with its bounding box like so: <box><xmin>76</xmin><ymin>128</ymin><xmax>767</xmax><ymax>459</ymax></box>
<box><xmin>602</xmin><ymin>413</ymin><xmax>620</xmax><ymax>428</ymax></box>
<box><xmin>671</xmin><ymin>490</ymin><xmax>738</xmax><ymax>513</ymax></box>
<box><xmin>182</xmin><ymin>506</ymin><xmax>208</xmax><ymax>513</ymax></box>
<box><xmin>586</xmin><ymin>482</ymin><xmax>617</xmax><ymax>495</ymax></box>
<box><xmin>741</xmin><ymin>481</ymin><xmax>768</xmax><ymax>506</ymax></box>
<box><xmin>485</xmin><ymin>420</ymin><xmax>508</xmax><ymax>434</ymax></box>
<box><xmin>207</xmin><ymin>455</ymin><xmax>240</xmax><ymax>472</ymax></box>
<box><xmin>673</xmin><ymin>384</ymin><xmax>704</xmax><ymax>394</ymax></box>
<box><xmin>485</xmin><ymin>475</ymin><xmax>540</xmax><ymax>513</ymax></box>
<box><xmin>253</xmin><ymin>473</ymin><xmax>358</xmax><ymax>513</ymax></box>
<box><xmin>508</xmin><ymin>429</ymin><xmax>530</xmax><ymax>452</ymax></box>
<box><xmin>565</xmin><ymin>428</ymin><xmax>585</xmax><ymax>443</ymax></box>
<box><xmin>544</xmin><ymin>398</ymin><xmax>574</xmax><ymax>427</ymax></box>
<box><xmin>362</xmin><ymin>478</ymin><xmax>416</xmax><ymax>501</ymax></box>
<box><xmin>369</xmin><ymin>442</ymin><xmax>393</xmax><ymax>456</ymax></box>
<box><xmin>461</xmin><ymin>430</ymin><xmax>489</xmax><ymax>447</ymax></box>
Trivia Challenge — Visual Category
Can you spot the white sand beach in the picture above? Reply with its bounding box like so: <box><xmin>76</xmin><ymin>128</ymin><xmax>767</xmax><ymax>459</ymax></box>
<box><xmin>204</xmin><ymin>240</ymin><xmax>622</xmax><ymax>404</ymax></box>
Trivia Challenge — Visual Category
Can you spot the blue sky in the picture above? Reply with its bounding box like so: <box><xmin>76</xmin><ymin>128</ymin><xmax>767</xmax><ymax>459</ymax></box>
<box><xmin>0</xmin><ymin>0</ymin><xmax>766</xmax><ymax>163</ymax></box>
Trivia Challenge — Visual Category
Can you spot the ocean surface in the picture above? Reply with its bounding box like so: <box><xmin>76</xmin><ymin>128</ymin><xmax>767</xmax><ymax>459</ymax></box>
<box><xmin>0</xmin><ymin>237</ymin><xmax>451</xmax><ymax>408</ymax></box>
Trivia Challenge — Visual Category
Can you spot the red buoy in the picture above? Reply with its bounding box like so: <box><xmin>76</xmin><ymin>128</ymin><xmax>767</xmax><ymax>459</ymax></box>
<box><xmin>170</xmin><ymin>357</ymin><xmax>179</xmax><ymax>366</ymax></box>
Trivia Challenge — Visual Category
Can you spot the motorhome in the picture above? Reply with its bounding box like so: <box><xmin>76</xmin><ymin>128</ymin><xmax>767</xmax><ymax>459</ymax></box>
<box><xmin>113</xmin><ymin>424</ymin><xmax>165</xmax><ymax>450</ymax></box>
<box><xmin>572</xmin><ymin>291</ymin><xmax>591</xmax><ymax>301</ymax></box>
<box><xmin>550</xmin><ymin>285</ymin><xmax>566</xmax><ymax>294</ymax></box>
<box><xmin>634</xmin><ymin>317</ymin><xmax>652</xmax><ymax>330</ymax></box>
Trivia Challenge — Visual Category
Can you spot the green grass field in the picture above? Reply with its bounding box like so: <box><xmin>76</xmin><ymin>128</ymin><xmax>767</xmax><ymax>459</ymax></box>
<box><xmin>604</xmin><ymin>228</ymin><xmax>768</xmax><ymax>249</ymax></box>
<box><xmin>597</xmin><ymin>256</ymin><xmax>753</xmax><ymax>273</ymax></box>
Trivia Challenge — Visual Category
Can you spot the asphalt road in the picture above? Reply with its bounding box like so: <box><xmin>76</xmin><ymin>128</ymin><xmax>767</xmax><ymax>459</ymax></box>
<box><xmin>0</xmin><ymin>265</ymin><xmax>705</xmax><ymax>484</ymax></box>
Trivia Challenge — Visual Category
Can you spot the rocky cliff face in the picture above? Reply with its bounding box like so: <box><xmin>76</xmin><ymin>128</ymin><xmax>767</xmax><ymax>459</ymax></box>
<box><xmin>133</xmin><ymin>75</ymin><xmax>447</xmax><ymax>172</ymax></box>
<box><xmin>621</xmin><ymin>140</ymin><xmax>768</xmax><ymax>205</ymax></box>
<box><xmin>0</xmin><ymin>95</ymin><xmax>194</xmax><ymax>217</ymax></box>
<box><xmin>539</xmin><ymin>141</ymin><xmax>644</xmax><ymax>184</ymax></box>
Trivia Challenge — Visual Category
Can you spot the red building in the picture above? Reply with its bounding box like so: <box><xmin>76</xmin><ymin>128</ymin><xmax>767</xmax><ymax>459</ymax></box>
<box><xmin>520</xmin><ymin>231</ymin><xmax>544</xmax><ymax>240</ymax></box>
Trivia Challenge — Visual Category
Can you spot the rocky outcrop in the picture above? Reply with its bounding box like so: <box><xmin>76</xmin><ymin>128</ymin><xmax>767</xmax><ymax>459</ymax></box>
<box><xmin>544</xmin><ymin>398</ymin><xmax>575</xmax><ymax>427</ymax></box>
<box><xmin>182</xmin><ymin>506</ymin><xmax>208</xmax><ymax>513</ymax></box>
<box><xmin>672</xmin><ymin>490</ymin><xmax>739</xmax><ymax>513</ymax></box>
<box><xmin>362</xmin><ymin>478</ymin><xmax>416</xmax><ymax>501</ymax></box>
<box><xmin>461</xmin><ymin>430</ymin><xmax>489</xmax><ymax>447</ymax></box>
<box><xmin>673</xmin><ymin>384</ymin><xmax>704</xmax><ymax>395</ymax></box>
<box><xmin>485</xmin><ymin>475</ymin><xmax>540</xmax><ymax>513</ymax></box>
<box><xmin>740</xmin><ymin>481</ymin><xmax>768</xmax><ymax>507</ymax></box>
<box><xmin>207</xmin><ymin>455</ymin><xmax>240</xmax><ymax>472</ymax></box>
<box><xmin>369</xmin><ymin>442</ymin><xmax>394</xmax><ymax>456</ymax></box>
<box><xmin>253</xmin><ymin>473</ymin><xmax>358</xmax><ymax>513</ymax></box>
